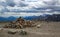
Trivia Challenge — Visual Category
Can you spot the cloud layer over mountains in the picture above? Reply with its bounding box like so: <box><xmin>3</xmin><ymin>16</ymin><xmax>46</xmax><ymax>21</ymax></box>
<box><xmin>0</xmin><ymin>0</ymin><xmax>60</xmax><ymax>12</ymax></box>
<box><xmin>0</xmin><ymin>0</ymin><xmax>60</xmax><ymax>17</ymax></box>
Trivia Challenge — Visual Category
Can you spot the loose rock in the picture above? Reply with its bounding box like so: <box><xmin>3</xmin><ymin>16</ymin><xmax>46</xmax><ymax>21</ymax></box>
<box><xmin>8</xmin><ymin>31</ymin><xmax>17</xmax><ymax>34</ymax></box>
<box><xmin>36</xmin><ymin>25</ymin><xmax>41</xmax><ymax>28</ymax></box>
<box><xmin>19</xmin><ymin>30</ymin><xmax>27</xmax><ymax>35</ymax></box>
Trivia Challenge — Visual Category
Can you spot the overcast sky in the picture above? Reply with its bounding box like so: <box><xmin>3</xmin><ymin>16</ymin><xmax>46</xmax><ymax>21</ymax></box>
<box><xmin>0</xmin><ymin>0</ymin><xmax>60</xmax><ymax>17</ymax></box>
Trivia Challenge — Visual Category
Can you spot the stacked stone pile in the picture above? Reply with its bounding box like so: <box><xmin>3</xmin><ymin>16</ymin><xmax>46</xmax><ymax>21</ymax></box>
<box><xmin>4</xmin><ymin>17</ymin><xmax>36</xmax><ymax>29</ymax></box>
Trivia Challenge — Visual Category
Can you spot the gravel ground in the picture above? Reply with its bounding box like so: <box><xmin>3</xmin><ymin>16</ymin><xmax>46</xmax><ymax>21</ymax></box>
<box><xmin>0</xmin><ymin>21</ymin><xmax>60</xmax><ymax>37</ymax></box>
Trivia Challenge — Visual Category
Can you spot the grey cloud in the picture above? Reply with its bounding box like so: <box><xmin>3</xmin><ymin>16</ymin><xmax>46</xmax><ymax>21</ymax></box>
<box><xmin>0</xmin><ymin>0</ymin><xmax>60</xmax><ymax>12</ymax></box>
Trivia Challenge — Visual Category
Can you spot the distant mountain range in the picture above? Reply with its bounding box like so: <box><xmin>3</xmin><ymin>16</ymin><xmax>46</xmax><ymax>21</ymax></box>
<box><xmin>0</xmin><ymin>14</ymin><xmax>60</xmax><ymax>22</ymax></box>
<box><xmin>45</xmin><ymin>14</ymin><xmax>60</xmax><ymax>21</ymax></box>
<box><xmin>0</xmin><ymin>16</ymin><xmax>17</xmax><ymax>22</ymax></box>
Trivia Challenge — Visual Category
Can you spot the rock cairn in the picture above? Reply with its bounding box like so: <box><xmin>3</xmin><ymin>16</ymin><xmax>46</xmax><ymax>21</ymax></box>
<box><xmin>4</xmin><ymin>17</ymin><xmax>36</xmax><ymax>29</ymax></box>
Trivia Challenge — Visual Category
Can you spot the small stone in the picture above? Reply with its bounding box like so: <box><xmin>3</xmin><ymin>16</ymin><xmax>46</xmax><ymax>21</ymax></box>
<box><xmin>36</xmin><ymin>25</ymin><xmax>41</xmax><ymax>28</ymax></box>
<box><xmin>0</xmin><ymin>28</ymin><xmax>4</xmax><ymax>32</ymax></box>
<box><xmin>8</xmin><ymin>31</ymin><xmax>17</xmax><ymax>34</ymax></box>
<box><xmin>19</xmin><ymin>30</ymin><xmax>27</xmax><ymax>35</ymax></box>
